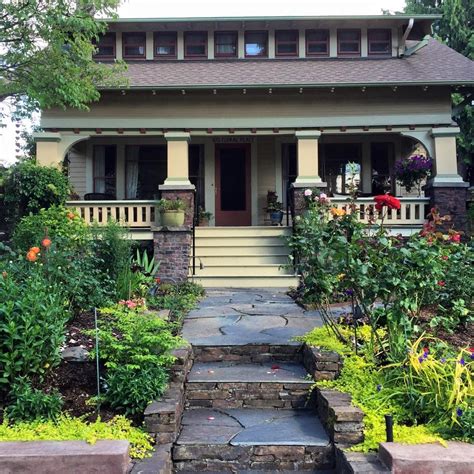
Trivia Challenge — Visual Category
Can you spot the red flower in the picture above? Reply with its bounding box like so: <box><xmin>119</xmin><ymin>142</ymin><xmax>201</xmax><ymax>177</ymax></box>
<box><xmin>437</xmin><ymin>281</ymin><xmax>446</xmax><ymax>287</ymax></box>
<box><xmin>450</xmin><ymin>233</ymin><xmax>461</xmax><ymax>243</ymax></box>
<box><xmin>441</xmin><ymin>255</ymin><xmax>449</xmax><ymax>261</ymax></box>
<box><xmin>374</xmin><ymin>194</ymin><xmax>401</xmax><ymax>211</ymax></box>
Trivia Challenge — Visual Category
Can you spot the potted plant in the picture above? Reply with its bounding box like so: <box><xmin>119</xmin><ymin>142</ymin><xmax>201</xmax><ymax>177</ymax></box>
<box><xmin>156</xmin><ymin>198</ymin><xmax>186</xmax><ymax>227</ymax></box>
<box><xmin>266</xmin><ymin>191</ymin><xmax>284</xmax><ymax>226</ymax></box>
<box><xmin>198</xmin><ymin>207</ymin><xmax>213</xmax><ymax>226</ymax></box>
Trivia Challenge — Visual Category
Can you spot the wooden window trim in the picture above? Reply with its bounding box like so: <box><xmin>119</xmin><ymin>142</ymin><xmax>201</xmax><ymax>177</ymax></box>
<box><xmin>184</xmin><ymin>31</ymin><xmax>208</xmax><ymax>58</ymax></box>
<box><xmin>214</xmin><ymin>31</ymin><xmax>238</xmax><ymax>58</ymax></box>
<box><xmin>305</xmin><ymin>29</ymin><xmax>329</xmax><ymax>57</ymax></box>
<box><xmin>244</xmin><ymin>30</ymin><xmax>268</xmax><ymax>58</ymax></box>
<box><xmin>153</xmin><ymin>32</ymin><xmax>177</xmax><ymax>59</ymax></box>
<box><xmin>122</xmin><ymin>32</ymin><xmax>146</xmax><ymax>59</ymax></box>
<box><xmin>93</xmin><ymin>32</ymin><xmax>116</xmax><ymax>59</ymax></box>
<box><xmin>368</xmin><ymin>29</ymin><xmax>392</xmax><ymax>56</ymax></box>
<box><xmin>337</xmin><ymin>29</ymin><xmax>361</xmax><ymax>56</ymax></box>
<box><xmin>275</xmin><ymin>30</ymin><xmax>299</xmax><ymax>57</ymax></box>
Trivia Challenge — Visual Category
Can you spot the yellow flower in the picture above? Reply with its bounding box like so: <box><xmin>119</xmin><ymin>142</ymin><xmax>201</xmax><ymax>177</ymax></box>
<box><xmin>337</xmin><ymin>273</ymin><xmax>346</xmax><ymax>281</ymax></box>
<box><xmin>330</xmin><ymin>207</ymin><xmax>346</xmax><ymax>217</ymax></box>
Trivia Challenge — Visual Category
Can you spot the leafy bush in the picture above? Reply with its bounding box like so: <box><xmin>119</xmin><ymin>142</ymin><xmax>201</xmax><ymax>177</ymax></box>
<box><xmin>156</xmin><ymin>198</ymin><xmax>186</xmax><ymax>211</ymax></box>
<box><xmin>5</xmin><ymin>381</ymin><xmax>63</xmax><ymax>422</ymax></box>
<box><xmin>0</xmin><ymin>267</ymin><xmax>68</xmax><ymax>392</ymax></box>
<box><xmin>91</xmin><ymin>303</ymin><xmax>183</xmax><ymax>415</ymax></box>
<box><xmin>0</xmin><ymin>415</ymin><xmax>152</xmax><ymax>459</ymax></box>
<box><xmin>13</xmin><ymin>205</ymin><xmax>89</xmax><ymax>251</ymax></box>
<box><xmin>4</xmin><ymin>161</ymin><xmax>70</xmax><ymax>224</ymax></box>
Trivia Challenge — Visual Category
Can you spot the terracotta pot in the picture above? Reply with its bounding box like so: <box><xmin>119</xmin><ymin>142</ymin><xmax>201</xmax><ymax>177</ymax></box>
<box><xmin>160</xmin><ymin>210</ymin><xmax>185</xmax><ymax>227</ymax></box>
<box><xmin>199</xmin><ymin>218</ymin><xmax>209</xmax><ymax>227</ymax></box>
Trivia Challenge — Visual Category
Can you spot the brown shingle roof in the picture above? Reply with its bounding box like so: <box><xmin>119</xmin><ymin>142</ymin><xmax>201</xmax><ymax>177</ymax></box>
<box><xmin>115</xmin><ymin>38</ymin><xmax>473</xmax><ymax>89</ymax></box>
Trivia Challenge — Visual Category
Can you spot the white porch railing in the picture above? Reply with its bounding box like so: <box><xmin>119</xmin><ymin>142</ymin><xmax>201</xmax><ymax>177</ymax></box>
<box><xmin>330</xmin><ymin>197</ymin><xmax>430</xmax><ymax>226</ymax></box>
<box><xmin>66</xmin><ymin>200</ymin><xmax>156</xmax><ymax>228</ymax></box>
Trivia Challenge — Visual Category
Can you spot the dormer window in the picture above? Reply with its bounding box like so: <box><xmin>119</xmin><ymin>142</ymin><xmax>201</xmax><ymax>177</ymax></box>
<box><xmin>123</xmin><ymin>32</ymin><xmax>146</xmax><ymax>59</ymax></box>
<box><xmin>338</xmin><ymin>29</ymin><xmax>361</xmax><ymax>56</ymax></box>
<box><xmin>245</xmin><ymin>31</ymin><xmax>268</xmax><ymax>57</ymax></box>
<box><xmin>275</xmin><ymin>30</ymin><xmax>299</xmax><ymax>56</ymax></box>
<box><xmin>184</xmin><ymin>32</ymin><xmax>208</xmax><ymax>58</ymax></box>
<box><xmin>215</xmin><ymin>31</ymin><xmax>238</xmax><ymax>58</ymax></box>
<box><xmin>306</xmin><ymin>29</ymin><xmax>329</xmax><ymax>56</ymax></box>
<box><xmin>93</xmin><ymin>32</ymin><xmax>116</xmax><ymax>59</ymax></box>
<box><xmin>368</xmin><ymin>29</ymin><xmax>392</xmax><ymax>56</ymax></box>
<box><xmin>154</xmin><ymin>32</ymin><xmax>177</xmax><ymax>58</ymax></box>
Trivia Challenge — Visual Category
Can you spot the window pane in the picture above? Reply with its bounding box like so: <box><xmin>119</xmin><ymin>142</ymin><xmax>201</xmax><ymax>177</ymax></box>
<box><xmin>245</xmin><ymin>32</ymin><xmax>267</xmax><ymax>56</ymax></box>
<box><xmin>156</xmin><ymin>45</ymin><xmax>175</xmax><ymax>55</ymax></box>
<box><xmin>215</xmin><ymin>32</ymin><xmax>237</xmax><ymax>56</ymax></box>
<box><xmin>307</xmin><ymin>30</ymin><xmax>328</xmax><ymax>42</ymax></box>
<box><xmin>216</xmin><ymin>43</ymin><xmax>236</xmax><ymax>55</ymax></box>
<box><xmin>155</xmin><ymin>32</ymin><xmax>176</xmax><ymax>57</ymax></box>
<box><xmin>339</xmin><ymin>30</ymin><xmax>359</xmax><ymax>41</ymax></box>
<box><xmin>123</xmin><ymin>33</ymin><xmax>145</xmax><ymax>57</ymax></box>
<box><xmin>370</xmin><ymin>30</ymin><xmax>390</xmax><ymax>41</ymax></box>
<box><xmin>94</xmin><ymin>33</ymin><xmax>115</xmax><ymax>57</ymax></box>
<box><xmin>371</xmin><ymin>42</ymin><xmax>390</xmax><ymax>53</ymax></box>
<box><xmin>186</xmin><ymin>32</ymin><xmax>206</xmax><ymax>43</ymax></box>
<box><xmin>308</xmin><ymin>43</ymin><xmax>328</xmax><ymax>54</ymax></box>
<box><xmin>186</xmin><ymin>45</ymin><xmax>206</xmax><ymax>55</ymax></box>
<box><xmin>277</xmin><ymin>43</ymin><xmax>297</xmax><ymax>54</ymax></box>
<box><xmin>277</xmin><ymin>31</ymin><xmax>297</xmax><ymax>42</ymax></box>
<box><xmin>340</xmin><ymin>42</ymin><xmax>359</xmax><ymax>52</ymax></box>
<box><xmin>125</xmin><ymin>46</ymin><xmax>145</xmax><ymax>56</ymax></box>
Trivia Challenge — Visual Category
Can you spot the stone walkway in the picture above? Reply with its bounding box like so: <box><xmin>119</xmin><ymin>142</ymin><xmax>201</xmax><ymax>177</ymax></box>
<box><xmin>182</xmin><ymin>288</ymin><xmax>325</xmax><ymax>346</ymax></box>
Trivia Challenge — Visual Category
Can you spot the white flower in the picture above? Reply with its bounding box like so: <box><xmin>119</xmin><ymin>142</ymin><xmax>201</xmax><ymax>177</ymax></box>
<box><xmin>304</xmin><ymin>189</ymin><xmax>312</xmax><ymax>197</ymax></box>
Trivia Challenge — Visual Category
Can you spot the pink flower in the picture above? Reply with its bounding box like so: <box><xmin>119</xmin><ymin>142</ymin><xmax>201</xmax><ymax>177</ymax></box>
<box><xmin>304</xmin><ymin>189</ymin><xmax>312</xmax><ymax>197</ymax></box>
<box><xmin>450</xmin><ymin>233</ymin><xmax>461</xmax><ymax>243</ymax></box>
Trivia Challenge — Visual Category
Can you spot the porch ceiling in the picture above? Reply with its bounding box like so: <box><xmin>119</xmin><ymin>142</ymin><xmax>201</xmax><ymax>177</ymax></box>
<box><xmin>103</xmin><ymin>39</ymin><xmax>473</xmax><ymax>90</ymax></box>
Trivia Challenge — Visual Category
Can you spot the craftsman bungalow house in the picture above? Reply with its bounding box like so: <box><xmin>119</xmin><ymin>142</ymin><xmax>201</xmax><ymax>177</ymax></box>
<box><xmin>34</xmin><ymin>15</ymin><xmax>474</xmax><ymax>286</ymax></box>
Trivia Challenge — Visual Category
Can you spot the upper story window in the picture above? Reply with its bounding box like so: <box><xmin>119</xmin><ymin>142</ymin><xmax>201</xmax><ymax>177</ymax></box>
<box><xmin>184</xmin><ymin>31</ymin><xmax>208</xmax><ymax>58</ymax></box>
<box><xmin>154</xmin><ymin>32</ymin><xmax>177</xmax><ymax>58</ymax></box>
<box><xmin>338</xmin><ymin>29</ymin><xmax>361</xmax><ymax>56</ymax></box>
<box><xmin>122</xmin><ymin>32</ymin><xmax>146</xmax><ymax>59</ymax></box>
<box><xmin>275</xmin><ymin>30</ymin><xmax>299</xmax><ymax>56</ymax></box>
<box><xmin>215</xmin><ymin>31</ymin><xmax>238</xmax><ymax>58</ymax></box>
<box><xmin>93</xmin><ymin>32</ymin><xmax>116</xmax><ymax>59</ymax></box>
<box><xmin>368</xmin><ymin>29</ymin><xmax>392</xmax><ymax>56</ymax></box>
<box><xmin>306</xmin><ymin>29</ymin><xmax>329</xmax><ymax>56</ymax></box>
<box><xmin>245</xmin><ymin>31</ymin><xmax>268</xmax><ymax>57</ymax></box>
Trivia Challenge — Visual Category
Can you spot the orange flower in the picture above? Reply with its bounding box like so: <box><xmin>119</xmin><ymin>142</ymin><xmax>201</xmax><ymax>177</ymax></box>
<box><xmin>26</xmin><ymin>251</ymin><xmax>38</xmax><ymax>262</ymax></box>
<box><xmin>330</xmin><ymin>207</ymin><xmax>346</xmax><ymax>217</ymax></box>
<box><xmin>41</xmin><ymin>238</ymin><xmax>52</xmax><ymax>248</ymax></box>
<box><xmin>67</xmin><ymin>212</ymin><xmax>75</xmax><ymax>220</ymax></box>
<box><xmin>30</xmin><ymin>246</ymin><xmax>40</xmax><ymax>254</ymax></box>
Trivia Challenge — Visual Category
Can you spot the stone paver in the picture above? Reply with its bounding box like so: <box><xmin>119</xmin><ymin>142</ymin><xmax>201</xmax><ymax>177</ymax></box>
<box><xmin>189</xmin><ymin>361</ymin><xmax>311</xmax><ymax>383</ymax></box>
<box><xmin>183</xmin><ymin>289</ymin><xmax>324</xmax><ymax>346</ymax></box>
<box><xmin>177</xmin><ymin>408</ymin><xmax>329</xmax><ymax>447</ymax></box>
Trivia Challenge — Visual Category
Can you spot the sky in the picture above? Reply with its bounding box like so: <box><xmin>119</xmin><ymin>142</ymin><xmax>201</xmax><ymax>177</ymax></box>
<box><xmin>0</xmin><ymin>0</ymin><xmax>407</xmax><ymax>166</ymax></box>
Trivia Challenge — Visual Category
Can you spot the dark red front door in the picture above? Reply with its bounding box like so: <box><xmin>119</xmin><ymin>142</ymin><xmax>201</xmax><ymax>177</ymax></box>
<box><xmin>215</xmin><ymin>144</ymin><xmax>251</xmax><ymax>226</ymax></box>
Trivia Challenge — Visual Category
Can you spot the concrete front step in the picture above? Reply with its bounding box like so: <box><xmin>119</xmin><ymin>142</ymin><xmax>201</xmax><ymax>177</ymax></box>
<box><xmin>195</xmin><ymin>226</ymin><xmax>292</xmax><ymax>237</ymax></box>
<box><xmin>186</xmin><ymin>361</ymin><xmax>313</xmax><ymax>409</ymax></box>
<box><xmin>191</xmin><ymin>254</ymin><xmax>291</xmax><ymax>265</ymax></box>
<box><xmin>173</xmin><ymin>408</ymin><xmax>333</xmax><ymax>472</ymax></box>
<box><xmin>195</xmin><ymin>236</ymin><xmax>288</xmax><ymax>247</ymax></box>
<box><xmin>190</xmin><ymin>264</ymin><xmax>294</xmax><ymax>277</ymax></box>
<box><xmin>194</xmin><ymin>244</ymin><xmax>290</xmax><ymax>256</ymax></box>
<box><xmin>190</xmin><ymin>275</ymin><xmax>300</xmax><ymax>288</ymax></box>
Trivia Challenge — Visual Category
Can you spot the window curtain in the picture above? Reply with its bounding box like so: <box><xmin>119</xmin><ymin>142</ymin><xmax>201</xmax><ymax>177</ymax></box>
<box><xmin>94</xmin><ymin>146</ymin><xmax>106</xmax><ymax>193</ymax></box>
<box><xmin>126</xmin><ymin>146</ymin><xmax>140</xmax><ymax>199</ymax></box>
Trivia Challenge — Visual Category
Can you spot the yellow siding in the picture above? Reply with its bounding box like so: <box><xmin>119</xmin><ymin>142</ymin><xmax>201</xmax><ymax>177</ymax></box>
<box><xmin>257</xmin><ymin>137</ymin><xmax>276</xmax><ymax>225</ymax></box>
<box><xmin>68</xmin><ymin>142</ymin><xmax>87</xmax><ymax>198</ymax></box>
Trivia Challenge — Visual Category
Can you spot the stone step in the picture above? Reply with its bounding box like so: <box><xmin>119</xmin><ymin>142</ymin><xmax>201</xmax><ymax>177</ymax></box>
<box><xmin>189</xmin><ymin>275</ymin><xmax>300</xmax><ymax>288</ymax></box>
<box><xmin>173</xmin><ymin>408</ymin><xmax>333</xmax><ymax>472</ymax></box>
<box><xmin>186</xmin><ymin>361</ymin><xmax>313</xmax><ymax>409</ymax></box>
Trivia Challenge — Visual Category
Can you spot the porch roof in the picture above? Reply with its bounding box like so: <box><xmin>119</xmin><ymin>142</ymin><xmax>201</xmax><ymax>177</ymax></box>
<box><xmin>107</xmin><ymin>39</ymin><xmax>473</xmax><ymax>90</ymax></box>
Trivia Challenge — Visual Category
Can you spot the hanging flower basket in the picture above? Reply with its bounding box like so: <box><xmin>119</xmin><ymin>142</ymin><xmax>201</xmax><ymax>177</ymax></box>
<box><xmin>394</xmin><ymin>154</ymin><xmax>433</xmax><ymax>195</ymax></box>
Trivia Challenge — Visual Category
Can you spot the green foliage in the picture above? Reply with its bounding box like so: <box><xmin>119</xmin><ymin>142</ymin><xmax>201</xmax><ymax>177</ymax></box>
<box><xmin>135</xmin><ymin>248</ymin><xmax>160</xmax><ymax>277</ymax></box>
<box><xmin>4</xmin><ymin>162</ymin><xmax>70</xmax><ymax>226</ymax></box>
<box><xmin>0</xmin><ymin>0</ymin><xmax>125</xmax><ymax>112</ymax></box>
<box><xmin>91</xmin><ymin>304</ymin><xmax>183</xmax><ymax>415</ymax></box>
<box><xmin>13</xmin><ymin>205</ymin><xmax>89</xmax><ymax>252</ymax></box>
<box><xmin>5</xmin><ymin>381</ymin><xmax>63</xmax><ymax>422</ymax></box>
<box><xmin>0</xmin><ymin>268</ymin><xmax>68</xmax><ymax>392</ymax></box>
<box><xmin>0</xmin><ymin>415</ymin><xmax>152</xmax><ymax>459</ymax></box>
<box><xmin>156</xmin><ymin>198</ymin><xmax>187</xmax><ymax>211</ymax></box>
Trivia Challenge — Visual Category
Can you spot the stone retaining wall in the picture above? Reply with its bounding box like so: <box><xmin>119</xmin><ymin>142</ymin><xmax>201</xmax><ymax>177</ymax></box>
<box><xmin>303</xmin><ymin>344</ymin><xmax>342</xmax><ymax>381</ymax></box>
<box><xmin>193</xmin><ymin>344</ymin><xmax>303</xmax><ymax>363</ymax></box>
<box><xmin>186</xmin><ymin>381</ymin><xmax>313</xmax><ymax>409</ymax></box>
<box><xmin>173</xmin><ymin>444</ymin><xmax>334</xmax><ymax>472</ymax></box>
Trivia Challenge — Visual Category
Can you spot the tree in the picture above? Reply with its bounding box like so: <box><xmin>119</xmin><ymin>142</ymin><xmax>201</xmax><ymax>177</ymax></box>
<box><xmin>404</xmin><ymin>0</ymin><xmax>473</xmax><ymax>183</ymax></box>
<box><xmin>0</xmin><ymin>0</ymin><xmax>125</xmax><ymax>112</ymax></box>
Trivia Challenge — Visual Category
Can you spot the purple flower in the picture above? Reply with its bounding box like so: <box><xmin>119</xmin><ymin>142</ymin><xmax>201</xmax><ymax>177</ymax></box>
<box><xmin>345</xmin><ymin>289</ymin><xmax>354</xmax><ymax>296</ymax></box>
<box><xmin>422</xmin><ymin>352</ymin><xmax>428</xmax><ymax>360</ymax></box>
<box><xmin>418</xmin><ymin>356</ymin><xmax>424</xmax><ymax>363</ymax></box>
<box><xmin>376</xmin><ymin>384</ymin><xmax>382</xmax><ymax>392</ymax></box>
<box><xmin>459</xmin><ymin>358</ymin><xmax>465</xmax><ymax>366</ymax></box>
<box><xmin>456</xmin><ymin>408</ymin><xmax>463</xmax><ymax>417</ymax></box>
<box><xmin>471</xmin><ymin>353</ymin><xmax>474</xmax><ymax>360</ymax></box>
<box><xmin>440</xmin><ymin>357</ymin><xmax>446</xmax><ymax>364</ymax></box>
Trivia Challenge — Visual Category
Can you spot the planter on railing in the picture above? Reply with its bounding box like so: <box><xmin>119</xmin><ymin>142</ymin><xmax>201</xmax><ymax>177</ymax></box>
<box><xmin>66</xmin><ymin>200</ymin><xmax>156</xmax><ymax>228</ymax></box>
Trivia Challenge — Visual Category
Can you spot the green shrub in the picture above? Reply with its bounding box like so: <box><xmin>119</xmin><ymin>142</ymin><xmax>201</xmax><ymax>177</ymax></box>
<box><xmin>4</xmin><ymin>161</ymin><xmax>70</xmax><ymax>224</ymax></box>
<box><xmin>0</xmin><ymin>415</ymin><xmax>152</xmax><ymax>459</ymax></box>
<box><xmin>0</xmin><ymin>267</ymin><xmax>68</xmax><ymax>393</ymax></box>
<box><xmin>156</xmin><ymin>198</ymin><xmax>186</xmax><ymax>211</ymax></box>
<box><xmin>91</xmin><ymin>304</ymin><xmax>183</xmax><ymax>415</ymax></box>
<box><xmin>13</xmin><ymin>205</ymin><xmax>89</xmax><ymax>251</ymax></box>
<box><xmin>5</xmin><ymin>381</ymin><xmax>63</xmax><ymax>422</ymax></box>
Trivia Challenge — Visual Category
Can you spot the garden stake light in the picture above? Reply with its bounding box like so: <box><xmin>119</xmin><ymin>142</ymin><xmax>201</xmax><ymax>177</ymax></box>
<box><xmin>385</xmin><ymin>414</ymin><xmax>394</xmax><ymax>442</ymax></box>
<box><xmin>94</xmin><ymin>307</ymin><xmax>101</xmax><ymax>412</ymax></box>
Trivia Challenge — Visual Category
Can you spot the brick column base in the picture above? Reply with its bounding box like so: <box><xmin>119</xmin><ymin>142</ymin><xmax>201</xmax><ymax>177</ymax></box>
<box><xmin>290</xmin><ymin>185</ymin><xmax>328</xmax><ymax>218</ymax></box>
<box><xmin>425</xmin><ymin>185</ymin><xmax>468</xmax><ymax>232</ymax></box>
<box><xmin>153</xmin><ymin>227</ymin><xmax>192</xmax><ymax>282</ymax></box>
<box><xmin>160</xmin><ymin>189</ymin><xmax>195</xmax><ymax>227</ymax></box>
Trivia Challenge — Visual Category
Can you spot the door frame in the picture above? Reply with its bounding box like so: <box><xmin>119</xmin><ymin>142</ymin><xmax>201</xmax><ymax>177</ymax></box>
<box><xmin>214</xmin><ymin>143</ymin><xmax>251</xmax><ymax>226</ymax></box>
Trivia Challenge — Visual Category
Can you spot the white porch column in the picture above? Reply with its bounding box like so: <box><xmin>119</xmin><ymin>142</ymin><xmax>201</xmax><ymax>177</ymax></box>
<box><xmin>430</xmin><ymin>127</ymin><xmax>466</xmax><ymax>186</ymax></box>
<box><xmin>294</xmin><ymin>130</ymin><xmax>325</xmax><ymax>187</ymax></box>
<box><xmin>160</xmin><ymin>132</ymin><xmax>194</xmax><ymax>188</ymax></box>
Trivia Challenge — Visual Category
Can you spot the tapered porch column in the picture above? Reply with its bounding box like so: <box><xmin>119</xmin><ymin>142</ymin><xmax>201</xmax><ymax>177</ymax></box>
<box><xmin>34</xmin><ymin>132</ymin><xmax>90</xmax><ymax>168</ymax></box>
<box><xmin>292</xmin><ymin>130</ymin><xmax>326</xmax><ymax>216</ymax></box>
<box><xmin>425</xmin><ymin>127</ymin><xmax>469</xmax><ymax>230</ymax></box>
<box><xmin>162</xmin><ymin>132</ymin><xmax>193</xmax><ymax>187</ymax></box>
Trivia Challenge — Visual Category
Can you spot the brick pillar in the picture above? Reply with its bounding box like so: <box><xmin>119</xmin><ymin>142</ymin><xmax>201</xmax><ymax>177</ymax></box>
<box><xmin>153</xmin><ymin>227</ymin><xmax>192</xmax><ymax>282</ymax></box>
<box><xmin>425</xmin><ymin>185</ymin><xmax>468</xmax><ymax>232</ymax></box>
<box><xmin>159</xmin><ymin>189</ymin><xmax>195</xmax><ymax>227</ymax></box>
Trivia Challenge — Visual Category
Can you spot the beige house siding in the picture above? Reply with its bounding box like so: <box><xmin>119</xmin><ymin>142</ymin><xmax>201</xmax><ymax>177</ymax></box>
<box><xmin>257</xmin><ymin>137</ymin><xmax>277</xmax><ymax>225</ymax></box>
<box><xmin>68</xmin><ymin>142</ymin><xmax>87</xmax><ymax>198</ymax></box>
<box><xmin>42</xmin><ymin>87</ymin><xmax>453</xmax><ymax>130</ymax></box>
